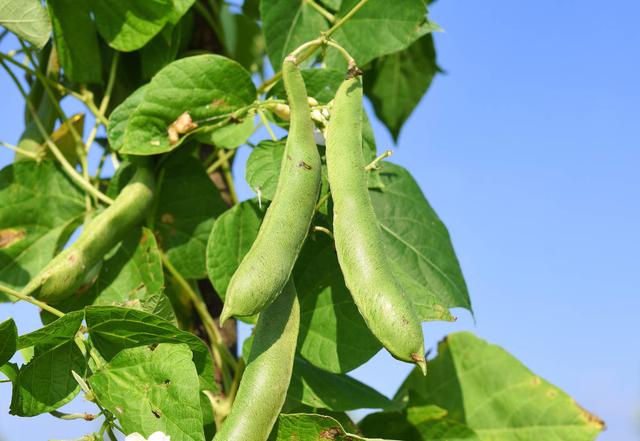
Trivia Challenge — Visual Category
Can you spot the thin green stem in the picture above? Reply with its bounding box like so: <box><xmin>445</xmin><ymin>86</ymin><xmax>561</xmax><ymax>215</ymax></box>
<box><xmin>206</xmin><ymin>149</ymin><xmax>236</xmax><ymax>175</ymax></box>
<box><xmin>305</xmin><ymin>0</ymin><xmax>336</xmax><ymax>23</ymax></box>
<box><xmin>160</xmin><ymin>253</ymin><xmax>237</xmax><ymax>382</ymax></box>
<box><xmin>365</xmin><ymin>149</ymin><xmax>393</xmax><ymax>171</ymax></box>
<box><xmin>50</xmin><ymin>410</ymin><xmax>98</xmax><ymax>421</ymax></box>
<box><xmin>257</xmin><ymin>109</ymin><xmax>278</xmax><ymax>141</ymax></box>
<box><xmin>314</xmin><ymin>191</ymin><xmax>331</xmax><ymax>212</ymax></box>
<box><xmin>0</xmin><ymin>60</ymin><xmax>114</xmax><ymax>206</ymax></box>
<box><xmin>325</xmin><ymin>39</ymin><xmax>355</xmax><ymax>64</ymax></box>
<box><xmin>257</xmin><ymin>0</ymin><xmax>369</xmax><ymax>93</ymax></box>
<box><xmin>325</xmin><ymin>0</ymin><xmax>369</xmax><ymax>38</ymax></box>
<box><xmin>220</xmin><ymin>150</ymin><xmax>238</xmax><ymax>205</ymax></box>
<box><xmin>85</xmin><ymin>53</ymin><xmax>119</xmax><ymax>152</ymax></box>
<box><xmin>0</xmin><ymin>284</ymin><xmax>64</xmax><ymax>317</ymax></box>
<box><xmin>0</xmin><ymin>141</ymin><xmax>41</xmax><ymax>160</ymax></box>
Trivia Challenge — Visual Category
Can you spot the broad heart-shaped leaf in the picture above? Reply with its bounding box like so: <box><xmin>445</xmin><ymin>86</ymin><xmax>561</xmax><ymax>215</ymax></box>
<box><xmin>16</xmin><ymin>310</ymin><xmax>84</xmax><ymax>351</ymax></box>
<box><xmin>89</xmin><ymin>343</ymin><xmax>205</xmax><ymax>441</ymax></box>
<box><xmin>10</xmin><ymin>340</ymin><xmax>86</xmax><ymax>416</ymax></box>
<box><xmin>360</xmin><ymin>405</ymin><xmax>480</xmax><ymax>441</ymax></box>
<box><xmin>245</xmin><ymin>139</ymin><xmax>286</xmax><ymax>201</ymax></box>
<box><xmin>325</xmin><ymin>0</ymin><xmax>428</xmax><ymax>68</ymax></box>
<box><xmin>371</xmin><ymin>163</ymin><xmax>471</xmax><ymax>320</ymax></box>
<box><xmin>260</xmin><ymin>0</ymin><xmax>329</xmax><ymax>69</ymax></box>
<box><xmin>0</xmin><ymin>0</ymin><xmax>51</xmax><ymax>48</ymax></box>
<box><xmin>47</xmin><ymin>0</ymin><xmax>102</xmax><ymax>83</ymax></box>
<box><xmin>84</xmin><ymin>306</ymin><xmax>216</xmax><ymax>393</ymax></box>
<box><xmin>220</xmin><ymin>4</ymin><xmax>264</xmax><ymax>73</ymax></box>
<box><xmin>58</xmin><ymin>228</ymin><xmax>175</xmax><ymax>323</ymax></box>
<box><xmin>90</xmin><ymin>0</ymin><xmax>174</xmax><ymax>52</ymax></box>
<box><xmin>287</xmin><ymin>357</ymin><xmax>391</xmax><ymax>411</ymax></box>
<box><xmin>392</xmin><ymin>332</ymin><xmax>605</xmax><ymax>441</ymax></box>
<box><xmin>0</xmin><ymin>161</ymin><xmax>85</xmax><ymax>300</ymax></box>
<box><xmin>364</xmin><ymin>33</ymin><xmax>439</xmax><ymax>141</ymax></box>
<box><xmin>206</xmin><ymin>199</ymin><xmax>265</xmax><ymax>301</ymax></box>
<box><xmin>108</xmin><ymin>84</ymin><xmax>149</xmax><ymax>152</ymax></box>
<box><xmin>122</xmin><ymin>54</ymin><xmax>257</xmax><ymax>155</ymax></box>
<box><xmin>154</xmin><ymin>152</ymin><xmax>228</xmax><ymax>279</ymax></box>
<box><xmin>269</xmin><ymin>413</ymin><xmax>385</xmax><ymax>441</ymax></box>
<box><xmin>294</xmin><ymin>234</ymin><xmax>381</xmax><ymax>373</ymax></box>
<box><xmin>0</xmin><ymin>318</ymin><xmax>17</xmax><ymax>366</ymax></box>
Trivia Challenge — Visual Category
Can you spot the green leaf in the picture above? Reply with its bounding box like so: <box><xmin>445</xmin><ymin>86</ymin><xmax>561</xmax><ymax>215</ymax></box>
<box><xmin>0</xmin><ymin>318</ymin><xmax>17</xmax><ymax>366</ymax></box>
<box><xmin>90</xmin><ymin>0</ymin><xmax>174</xmax><ymax>52</ymax></box>
<box><xmin>260</xmin><ymin>0</ymin><xmax>329</xmax><ymax>69</ymax></box>
<box><xmin>294</xmin><ymin>235</ymin><xmax>381</xmax><ymax>373</ymax></box>
<box><xmin>326</xmin><ymin>0</ymin><xmax>428</xmax><ymax>68</ymax></box>
<box><xmin>220</xmin><ymin>4</ymin><xmax>264</xmax><ymax>73</ymax></box>
<box><xmin>107</xmin><ymin>84</ymin><xmax>150</xmax><ymax>152</ymax></box>
<box><xmin>206</xmin><ymin>199</ymin><xmax>264</xmax><ymax>301</ymax></box>
<box><xmin>365</xmin><ymin>33</ymin><xmax>438</xmax><ymax>141</ymax></box>
<box><xmin>168</xmin><ymin>0</ymin><xmax>195</xmax><ymax>25</ymax></box>
<box><xmin>360</xmin><ymin>406</ymin><xmax>480</xmax><ymax>441</ymax></box>
<box><xmin>89</xmin><ymin>343</ymin><xmax>205</xmax><ymax>441</ymax></box>
<box><xmin>394</xmin><ymin>332</ymin><xmax>605</xmax><ymax>441</ymax></box>
<box><xmin>16</xmin><ymin>310</ymin><xmax>84</xmax><ymax>350</ymax></box>
<box><xmin>0</xmin><ymin>161</ymin><xmax>85</xmax><ymax>299</ymax></box>
<box><xmin>122</xmin><ymin>54</ymin><xmax>257</xmax><ymax>155</ymax></box>
<box><xmin>10</xmin><ymin>340</ymin><xmax>86</xmax><ymax>416</ymax></box>
<box><xmin>58</xmin><ymin>228</ymin><xmax>175</xmax><ymax>322</ymax></box>
<box><xmin>140</xmin><ymin>24</ymin><xmax>183</xmax><ymax>80</ymax></box>
<box><xmin>47</xmin><ymin>0</ymin><xmax>102</xmax><ymax>83</ymax></box>
<box><xmin>320</xmin><ymin>0</ymin><xmax>342</xmax><ymax>10</ymax></box>
<box><xmin>199</xmin><ymin>111</ymin><xmax>256</xmax><ymax>149</ymax></box>
<box><xmin>84</xmin><ymin>306</ymin><xmax>216</xmax><ymax>393</ymax></box>
<box><xmin>269</xmin><ymin>413</ymin><xmax>384</xmax><ymax>441</ymax></box>
<box><xmin>155</xmin><ymin>152</ymin><xmax>228</xmax><ymax>279</ymax></box>
<box><xmin>0</xmin><ymin>0</ymin><xmax>51</xmax><ymax>48</ymax></box>
<box><xmin>371</xmin><ymin>163</ymin><xmax>471</xmax><ymax>320</ymax></box>
<box><xmin>245</xmin><ymin>139</ymin><xmax>286</xmax><ymax>201</ymax></box>
<box><xmin>287</xmin><ymin>357</ymin><xmax>391</xmax><ymax>411</ymax></box>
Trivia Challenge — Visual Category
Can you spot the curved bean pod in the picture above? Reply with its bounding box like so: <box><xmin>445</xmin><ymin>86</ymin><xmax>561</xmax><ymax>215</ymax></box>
<box><xmin>27</xmin><ymin>163</ymin><xmax>155</xmax><ymax>303</ymax></box>
<box><xmin>325</xmin><ymin>74</ymin><xmax>426</xmax><ymax>372</ymax></box>
<box><xmin>220</xmin><ymin>58</ymin><xmax>321</xmax><ymax>322</ymax></box>
<box><xmin>214</xmin><ymin>279</ymin><xmax>299</xmax><ymax>441</ymax></box>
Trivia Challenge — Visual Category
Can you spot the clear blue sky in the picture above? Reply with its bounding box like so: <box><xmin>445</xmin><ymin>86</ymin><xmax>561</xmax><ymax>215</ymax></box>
<box><xmin>1</xmin><ymin>1</ymin><xmax>639</xmax><ymax>439</ymax></box>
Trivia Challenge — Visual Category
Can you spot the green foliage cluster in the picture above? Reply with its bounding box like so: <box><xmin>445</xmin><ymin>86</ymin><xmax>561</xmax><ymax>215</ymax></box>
<box><xmin>0</xmin><ymin>0</ymin><xmax>604</xmax><ymax>440</ymax></box>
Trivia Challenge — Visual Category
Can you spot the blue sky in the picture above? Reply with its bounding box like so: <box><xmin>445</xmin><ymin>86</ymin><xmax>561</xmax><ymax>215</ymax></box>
<box><xmin>1</xmin><ymin>0</ymin><xmax>639</xmax><ymax>439</ymax></box>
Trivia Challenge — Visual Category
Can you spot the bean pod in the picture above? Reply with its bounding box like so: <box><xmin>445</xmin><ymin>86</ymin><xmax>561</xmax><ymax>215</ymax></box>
<box><xmin>325</xmin><ymin>74</ymin><xmax>426</xmax><ymax>372</ymax></box>
<box><xmin>220</xmin><ymin>57</ymin><xmax>321</xmax><ymax>322</ymax></box>
<box><xmin>27</xmin><ymin>163</ymin><xmax>155</xmax><ymax>303</ymax></box>
<box><xmin>214</xmin><ymin>279</ymin><xmax>299</xmax><ymax>441</ymax></box>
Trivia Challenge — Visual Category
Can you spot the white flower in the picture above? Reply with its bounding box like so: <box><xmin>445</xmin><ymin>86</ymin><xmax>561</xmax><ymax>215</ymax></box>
<box><xmin>125</xmin><ymin>432</ymin><xmax>170</xmax><ymax>441</ymax></box>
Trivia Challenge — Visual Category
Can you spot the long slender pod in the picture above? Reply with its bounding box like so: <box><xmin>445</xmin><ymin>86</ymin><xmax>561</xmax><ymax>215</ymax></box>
<box><xmin>214</xmin><ymin>279</ymin><xmax>300</xmax><ymax>441</ymax></box>
<box><xmin>325</xmin><ymin>73</ymin><xmax>426</xmax><ymax>372</ymax></box>
<box><xmin>27</xmin><ymin>163</ymin><xmax>155</xmax><ymax>303</ymax></box>
<box><xmin>220</xmin><ymin>58</ymin><xmax>321</xmax><ymax>322</ymax></box>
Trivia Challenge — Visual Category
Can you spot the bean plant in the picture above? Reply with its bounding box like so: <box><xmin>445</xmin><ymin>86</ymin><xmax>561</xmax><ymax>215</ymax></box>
<box><xmin>0</xmin><ymin>1</ymin><xmax>605</xmax><ymax>440</ymax></box>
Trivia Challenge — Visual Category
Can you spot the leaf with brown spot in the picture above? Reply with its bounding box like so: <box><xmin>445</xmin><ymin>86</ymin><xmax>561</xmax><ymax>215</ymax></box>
<box><xmin>0</xmin><ymin>229</ymin><xmax>26</xmax><ymax>249</ymax></box>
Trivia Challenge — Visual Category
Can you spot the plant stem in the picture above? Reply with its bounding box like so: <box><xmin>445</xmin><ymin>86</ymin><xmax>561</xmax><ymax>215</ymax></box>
<box><xmin>220</xmin><ymin>151</ymin><xmax>238</xmax><ymax>205</ymax></box>
<box><xmin>50</xmin><ymin>410</ymin><xmax>97</xmax><ymax>421</ymax></box>
<box><xmin>0</xmin><ymin>284</ymin><xmax>65</xmax><ymax>317</ymax></box>
<box><xmin>160</xmin><ymin>252</ymin><xmax>237</xmax><ymax>386</ymax></box>
<box><xmin>85</xmin><ymin>53</ymin><xmax>119</xmax><ymax>152</ymax></box>
<box><xmin>257</xmin><ymin>109</ymin><xmax>278</xmax><ymax>141</ymax></box>
<box><xmin>0</xmin><ymin>141</ymin><xmax>41</xmax><ymax>160</ymax></box>
<box><xmin>313</xmin><ymin>225</ymin><xmax>334</xmax><ymax>239</ymax></box>
<box><xmin>0</xmin><ymin>60</ymin><xmax>114</xmax><ymax>206</ymax></box>
<box><xmin>257</xmin><ymin>0</ymin><xmax>369</xmax><ymax>93</ymax></box>
<box><xmin>325</xmin><ymin>0</ymin><xmax>369</xmax><ymax>39</ymax></box>
<box><xmin>305</xmin><ymin>0</ymin><xmax>336</xmax><ymax>23</ymax></box>
<box><xmin>194</xmin><ymin>1</ymin><xmax>225</xmax><ymax>47</ymax></box>
<box><xmin>206</xmin><ymin>149</ymin><xmax>236</xmax><ymax>175</ymax></box>
<box><xmin>365</xmin><ymin>149</ymin><xmax>393</xmax><ymax>171</ymax></box>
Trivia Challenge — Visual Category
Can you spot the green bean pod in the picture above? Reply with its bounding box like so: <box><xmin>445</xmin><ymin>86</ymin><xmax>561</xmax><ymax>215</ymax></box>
<box><xmin>27</xmin><ymin>163</ymin><xmax>155</xmax><ymax>303</ymax></box>
<box><xmin>220</xmin><ymin>58</ymin><xmax>321</xmax><ymax>322</ymax></box>
<box><xmin>214</xmin><ymin>279</ymin><xmax>299</xmax><ymax>441</ymax></box>
<box><xmin>325</xmin><ymin>75</ymin><xmax>426</xmax><ymax>372</ymax></box>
